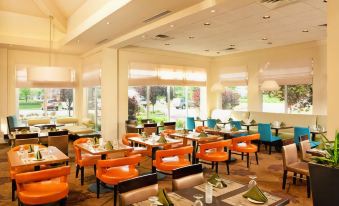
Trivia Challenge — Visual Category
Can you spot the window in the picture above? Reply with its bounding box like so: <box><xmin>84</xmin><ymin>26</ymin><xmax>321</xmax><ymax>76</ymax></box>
<box><xmin>221</xmin><ymin>86</ymin><xmax>248</xmax><ymax>111</ymax></box>
<box><xmin>17</xmin><ymin>88</ymin><xmax>74</xmax><ymax>118</ymax></box>
<box><xmin>128</xmin><ymin>85</ymin><xmax>206</xmax><ymax>128</ymax></box>
<box><xmin>262</xmin><ymin>84</ymin><xmax>313</xmax><ymax>114</ymax></box>
<box><xmin>86</xmin><ymin>87</ymin><xmax>101</xmax><ymax>131</ymax></box>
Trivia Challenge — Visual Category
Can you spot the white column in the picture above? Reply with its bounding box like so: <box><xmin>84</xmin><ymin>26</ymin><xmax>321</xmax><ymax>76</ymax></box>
<box><xmin>327</xmin><ymin>0</ymin><xmax>339</xmax><ymax>139</ymax></box>
<box><xmin>101</xmin><ymin>48</ymin><xmax>119</xmax><ymax>143</ymax></box>
<box><xmin>0</xmin><ymin>48</ymin><xmax>8</xmax><ymax>136</ymax></box>
<box><xmin>247</xmin><ymin>63</ymin><xmax>262</xmax><ymax>112</ymax></box>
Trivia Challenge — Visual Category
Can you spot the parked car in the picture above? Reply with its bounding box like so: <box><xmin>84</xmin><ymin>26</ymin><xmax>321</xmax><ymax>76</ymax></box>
<box><xmin>172</xmin><ymin>98</ymin><xmax>186</xmax><ymax>109</ymax></box>
<box><xmin>42</xmin><ymin>99</ymin><xmax>59</xmax><ymax>111</ymax></box>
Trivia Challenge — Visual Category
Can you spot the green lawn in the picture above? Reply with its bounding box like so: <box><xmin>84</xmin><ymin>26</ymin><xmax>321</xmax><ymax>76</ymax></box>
<box><xmin>19</xmin><ymin>101</ymin><xmax>42</xmax><ymax>110</ymax></box>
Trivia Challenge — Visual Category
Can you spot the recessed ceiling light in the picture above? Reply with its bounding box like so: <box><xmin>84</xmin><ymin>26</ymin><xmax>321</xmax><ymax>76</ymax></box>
<box><xmin>216</xmin><ymin>51</ymin><xmax>220</xmax><ymax>54</ymax></box>
<box><xmin>170</xmin><ymin>24</ymin><xmax>174</xmax><ymax>28</ymax></box>
<box><xmin>106</xmin><ymin>21</ymin><xmax>110</xmax><ymax>25</ymax></box>
<box><xmin>204</xmin><ymin>49</ymin><xmax>209</xmax><ymax>52</ymax></box>
<box><xmin>267</xmin><ymin>42</ymin><xmax>272</xmax><ymax>45</ymax></box>
<box><xmin>188</xmin><ymin>36</ymin><xmax>195</xmax><ymax>39</ymax></box>
<box><xmin>262</xmin><ymin>37</ymin><xmax>268</xmax><ymax>40</ymax></box>
<box><xmin>302</xmin><ymin>29</ymin><xmax>309</xmax><ymax>32</ymax></box>
<box><xmin>263</xmin><ymin>15</ymin><xmax>270</xmax><ymax>19</ymax></box>
<box><xmin>211</xmin><ymin>9</ymin><xmax>216</xmax><ymax>13</ymax></box>
<box><xmin>204</xmin><ymin>22</ymin><xmax>211</xmax><ymax>26</ymax></box>
<box><xmin>323</xmin><ymin>0</ymin><xmax>327</xmax><ymax>2</ymax></box>
<box><xmin>229</xmin><ymin>44</ymin><xmax>236</xmax><ymax>47</ymax></box>
<box><xmin>164</xmin><ymin>43</ymin><xmax>170</xmax><ymax>46</ymax></box>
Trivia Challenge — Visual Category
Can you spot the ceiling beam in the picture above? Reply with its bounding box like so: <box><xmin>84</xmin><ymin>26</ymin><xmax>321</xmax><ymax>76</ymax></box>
<box><xmin>33</xmin><ymin>0</ymin><xmax>67</xmax><ymax>33</ymax></box>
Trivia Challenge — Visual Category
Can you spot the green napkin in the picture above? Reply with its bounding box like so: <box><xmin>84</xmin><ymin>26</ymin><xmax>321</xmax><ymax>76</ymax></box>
<box><xmin>105</xmin><ymin>141</ymin><xmax>113</xmax><ymax>150</ymax></box>
<box><xmin>243</xmin><ymin>185</ymin><xmax>268</xmax><ymax>203</ymax></box>
<box><xmin>21</xmin><ymin>129</ymin><xmax>29</xmax><ymax>134</ymax></box>
<box><xmin>35</xmin><ymin>150</ymin><xmax>42</xmax><ymax>160</ymax></box>
<box><xmin>198</xmin><ymin>132</ymin><xmax>208</xmax><ymax>138</ymax></box>
<box><xmin>208</xmin><ymin>174</ymin><xmax>227</xmax><ymax>188</ymax></box>
<box><xmin>50</xmin><ymin>127</ymin><xmax>57</xmax><ymax>132</ymax></box>
<box><xmin>214</xmin><ymin>124</ymin><xmax>221</xmax><ymax>131</ymax></box>
<box><xmin>250</xmin><ymin>119</ymin><xmax>257</xmax><ymax>124</ymax></box>
<box><xmin>241</xmin><ymin>120</ymin><xmax>246</xmax><ymax>124</ymax></box>
<box><xmin>196</xmin><ymin>117</ymin><xmax>201</xmax><ymax>120</ymax></box>
<box><xmin>231</xmin><ymin>127</ymin><xmax>239</xmax><ymax>132</ymax></box>
<box><xmin>280</xmin><ymin>122</ymin><xmax>286</xmax><ymax>127</ymax></box>
<box><xmin>228</xmin><ymin>117</ymin><xmax>233</xmax><ymax>122</ymax></box>
<box><xmin>93</xmin><ymin>137</ymin><xmax>100</xmax><ymax>145</ymax></box>
<box><xmin>216</xmin><ymin>119</ymin><xmax>222</xmax><ymax>123</ymax></box>
<box><xmin>28</xmin><ymin>145</ymin><xmax>34</xmax><ymax>153</ymax></box>
<box><xmin>157</xmin><ymin>135</ymin><xmax>167</xmax><ymax>144</ymax></box>
<box><xmin>157</xmin><ymin>189</ymin><xmax>173</xmax><ymax>206</ymax></box>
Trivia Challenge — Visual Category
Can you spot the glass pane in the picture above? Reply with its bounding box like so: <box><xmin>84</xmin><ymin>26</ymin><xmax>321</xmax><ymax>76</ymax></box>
<box><xmin>149</xmin><ymin>86</ymin><xmax>168</xmax><ymax>123</ymax></box>
<box><xmin>170</xmin><ymin>86</ymin><xmax>186</xmax><ymax>128</ymax></box>
<box><xmin>47</xmin><ymin>88</ymin><xmax>74</xmax><ymax>117</ymax></box>
<box><xmin>18</xmin><ymin>88</ymin><xmax>45</xmax><ymax>118</ymax></box>
<box><xmin>187</xmin><ymin>86</ymin><xmax>201</xmax><ymax>118</ymax></box>
<box><xmin>287</xmin><ymin>84</ymin><xmax>313</xmax><ymax>114</ymax></box>
<box><xmin>222</xmin><ymin>86</ymin><xmax>248</xmax><ymax>111</ymax></box>
<box><xmin>262</xmin><ymin>87</ymin><xmax>285</xmax><ymax>113</ymax></box>
<box><xmin>96</xmin><ymin>87</ymin><xmax>102</xmax><ymax>131</ymax></box>
<box><xmin>128</xmin><ymin>86</ymin><xmax>147</xmax><ymax>120</ymax></box>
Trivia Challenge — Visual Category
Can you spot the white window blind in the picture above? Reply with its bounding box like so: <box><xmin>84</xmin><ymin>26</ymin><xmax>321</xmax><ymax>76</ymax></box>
<box><xmin>128</xmin><ymin>63</ymin><xmax>206</xmax><ymax>86</ymax></box>
<box><xmin>16</xmin><ymin>65</ymin><xmax>76</xmax><ymax>88</ymax></box>
<box><xmin>82</xmin><ymin>64</ymin><xmax>101</xmax><ymax>87</ymax></box>
<box><xmin>219</xmin><ymin>66</ymin><xmax>248</xmax><ymax>86</ymax></box>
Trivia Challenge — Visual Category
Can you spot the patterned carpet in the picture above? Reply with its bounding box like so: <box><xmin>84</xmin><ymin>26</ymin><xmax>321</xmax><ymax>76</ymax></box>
<box><xmin>0</xmin><ymin>142</ymin><xmax>312</xmax><ymax>206</ymax></box>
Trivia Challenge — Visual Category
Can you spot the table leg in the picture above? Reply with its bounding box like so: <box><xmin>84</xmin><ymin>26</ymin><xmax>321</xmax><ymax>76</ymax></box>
<box><xmin>192</xmin><ymin>141</ymin><xmax>197</xmax><ymax>164</ymax></box>
<box><xmin>34</xmin><ymin>166</ymin><xmax>40</xmax><ymax>171</ymax></box>
<box><xmin>101</xmin><ymin>154</ymin><xmax>107</xmax><ymax>160</ymax></box>
<box><xmin>312</xmin><ymin>133</ymin><xmax>316</xmax><ymax>141</ymax></box>
<box><xmin>247</xmin><ymin>126</ymin><xmax>250</xmax><ymax>132</ymax></box>
<box><xmin>152</xmin><ymin>147</ymin><xmax>157</xmax><ymax>173</ymax></box>
<box><xmin>275</xmin><ymin>129</ymin><xmax>279</xmax><ymax>136</ymax></box>
<box><xmin>202</xmin><ymin>121</ymin><xmax>205</xmax><ymax>126</ymax></box>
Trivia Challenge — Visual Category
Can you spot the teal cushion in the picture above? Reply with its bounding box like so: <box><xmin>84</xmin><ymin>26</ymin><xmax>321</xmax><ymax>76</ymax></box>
<box><xmin>271</xmin><ymin>135</ymin><xmax>282</xmax><ymax>142</ymax></box>
<box><xmin>310</xmin><ymin>141</ymin><xmax>320</xmax><ymax>148</ymax></box>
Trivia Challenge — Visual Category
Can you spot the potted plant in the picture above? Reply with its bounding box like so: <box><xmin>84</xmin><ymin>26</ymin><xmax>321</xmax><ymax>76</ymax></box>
<box><xmin>309</xmin><ymin>132</ymin><xmax>339</xmax><ymax>205</ymax></box>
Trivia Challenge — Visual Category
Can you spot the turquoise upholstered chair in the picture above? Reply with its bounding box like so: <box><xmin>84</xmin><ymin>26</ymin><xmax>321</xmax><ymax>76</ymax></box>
<box><xmin>294</xmin><ymin>127</ymin><xmax>320</xmax><ymax>148</ymax></box>
<box><xmin>207</xmin><ymin>119</ymin><xmax>217</xmax><ymax>128</ymax></box>
<box><xmin>258</xmin><ymin>123</ymin><xmax>282</xmax><ymax>154</ymax></box>
<box><xmin>230</xmin><ymin>120</ymin><xmax>247</xmax><ymax>137</ymax></box>
<box><xmin>186</xmin><ymin>117</ymin><xmax>195</xmax><ymax>131</ymax></box>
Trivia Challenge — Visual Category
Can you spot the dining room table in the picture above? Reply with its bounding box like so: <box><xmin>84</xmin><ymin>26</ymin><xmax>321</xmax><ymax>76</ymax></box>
<box><xmin>204</xmin><ymin>128</ymin><xmax>248</xmax><ymax>140</ymax></box>
<box><xmin>132</xmin><ymin>124</ymin><xmax>164</xmax><ymax>134</ymax></box>
<box><xmin>7</xmin><ymin>146</ymin><xmax>69</xmax><ymax>171</ymax></box>
<box><xmin>195</xmin><ymin>119</ymin><xmax>207</xmax><ymax>126</ymax></box>
<box><xmin>133</xmin><ymin>178</ymin><xmax>289</xmax><ymax>206</ymax></box>
<box><xmin>128</xmin><ymin>135</ymin><xmax>182</xmax><ymax>173</ymax></box>
<box><xmin>241</xmin><ymin>123</ymin><xmax>258</xmax><ymax>132</ymax></box>
<box><xmin>310</xmin><ymin>130</ymin><xmax>327</xmax><ymax>141</ymax></box>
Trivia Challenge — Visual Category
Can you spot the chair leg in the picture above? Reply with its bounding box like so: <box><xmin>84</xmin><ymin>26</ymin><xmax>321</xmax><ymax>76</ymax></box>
<box><xmin>215</xmin><ymin>162</ymin><xmax>219</xmax><ymax>174</ymax></box>
<box><xmin>211</xmin><ymin>162</ymin><xmax>214</xmax><ymax>170</ymax></box>
<box><xmin>241</xmin><ymin>152</ymin><xmax>244</xmax><ymax>160</ymax></box>
<box><xmin>255</xmin><ymin>152</ymin><xmax>259</xmax><ymax>165</ymax></box>
<box><xmin>12</xmin><ymin>179</ymin><xmax>16</xmax><ymax>201</ymax></box>
<box><xmin>94</xmin><ymin>164</ymin><xmax>97</xmax><ymax>176</ymax></box>
<box><xmin>258</xmin><ymin>141</ymin><xmax>261</xmax><ymax>152</ymax></box>
<box><xmin>81</xmin><ymin>167</ymin><xmax>85</xmax><ymax>185</ymax></box>
<box><xmin>75</xmin><ymin>165</ymin><xmax>80</xmax><ymax>178</ymax></box>
<box><xmin>114</xmin><ymin>186</ymin><xmax>118</xmax><ymax>206</ymax></box>
<box><xmin>226</xmin><ymin>161</ymin><xmax>230</xmax><ymax>175</ymax></box>
<box><xmin>293</xmin><ymin>172</ymin><xmax>297</xmax><ymax>185</ymax></box>
<box><xmin>246</xmin><ymin>153</ymin><xmax>250</xmax><ymax>168</ymax></box>
<box><xmin>306</xmin><ymin>176</ymin><xmax>311</xmax><ymax>198</ymax></box>
<box><xmin>299</xmin><ymin>174</ymin><xmax>303</xmax><ymax>183</ymax></box>
<box><xmin>282</xmin><ymin>170</ymin><xmax>288</xmax><ymax>189</ymax></box>
<box><xmin>269</xmin><ymin>144</ymin><xmax>272</xmax><ymax>155</ymax></box>
<box><xmin>60</xmin><ymin>197</ymin><xmax>67</xmax><ymax>206</ymax></box>
<box><xmin>96</xmin><ymin>178</ymin><xmax>100</xmax><ymax>198</ymax></box>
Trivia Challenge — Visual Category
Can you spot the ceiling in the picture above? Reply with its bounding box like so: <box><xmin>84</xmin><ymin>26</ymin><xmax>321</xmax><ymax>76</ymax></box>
<box><xmin>132</xmin><ymin>0</ymin><xmax>327</xmax><ymax>56</ymax></box>
<box><xmin>0</xmin><ymin>0</ymin><xmax>327</xmax><ymax>56</ymax></box>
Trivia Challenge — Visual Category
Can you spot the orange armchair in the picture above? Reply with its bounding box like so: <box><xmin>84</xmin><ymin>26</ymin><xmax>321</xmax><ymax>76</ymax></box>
<box><xmin>230</xmin><ymin>134</ymin><xmax>260</xmax><ymax>168</ymax></box>
<box><xmin>161</xmin><ymin>129</ymin><xmax>188</xmax><ymax>149</ymax></box>
<box><xmin>196</xmin><ymin>140</ymin><xmax>231</xmax><ymax>174</ymax></box>
<box><xmin>122</xmin><ymin>133</ymin><xmax>151</xmax><ymax>156</ymax></box>
<box><xmin>15</xmin><ymin>166</ymin><xmax>70</xmax><ymax>206</ymax></box>
<box><xmin>9</xmin><ymin>144</ymin><xmax>47</xmax><ymax>201</ymax></box>
<box><xmin>196</xmin><ymin>126</ymin><xmax>208</xmax><ymax>133</ymax></box>
<box><xmin>96</xmin><ymin>154</ymin><xmax>141</xmax><ymax>206</ymax></box>
<box><xmin>153</xmin><ymin>146</ymin><xmax>193</xmax><ymax>173</ymax></box>
<box><xmin>73</xmin><ymin>138</ymin><xmax>101</xmax><ymax>185</ymax></box>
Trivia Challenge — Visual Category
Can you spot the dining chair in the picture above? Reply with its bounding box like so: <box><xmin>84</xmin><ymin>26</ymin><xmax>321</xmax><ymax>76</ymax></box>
<box><xmin>9</xmin><ymin>144</ymin><xmax>47</xmax><ymax>201</ymax></box>
<box><xmin>143</xmin><ymin>123</ymin><xmax>157</xmax><ymax>136</ymax></box>
<box><xmin>294</xmin><ymin>127</ymin><xmax>320</xmax><ymax>148</ymax></box>
<box><xmin>14</xmin><ymin>138</ymin><xmax>39</xmax><ymax>146</ymax></box>
<box><xmin>172</xmin><ymin>164</ymin><xmax>204</xmax><ymax>191</ymax></box>
<box><xmin>73</xmin><ymin>138</ymin><xmax>101</xmax><ymax>185</ymax></box>
<box><xmin>96</xmin><ymin>154</ymin><xmax>141</xmax><ymax>206</ymax></box>
<box><xmin>258</xmin><ymin>123</ymin><xmax>282</xmax><ymax>154</ymax></box>
<box><xmin>15</xmin><ymin>133</ymin><xmax>39</xmax><ymax>139</ymax></box>
<box><xmin>48</xmin><ymin>135</ymin><xmax>69</xmax><ymax>155</ymax></box>
<box><xmin>7</xmin><ymin>115</ymin><xmax>27</xmax><ymax>132</ymax></box>
<box><xmin>282</xmin><ymin>143</ymin><xmax>310</xmax><ymax>198</ymax></box>
<box><xmin>141</xmin><ymin>119</ymin><xmax>153</xmax><ymax>124</ymax></box>
<box><xmin>230</xmin><ymin>134</ymin><xmax>259</xmax><ymax>168</ymax></box>
<box><xmin>122</xmin><ymin>133</ymin><xmax>151</xmax><ymax>156</ymax></box>
<box><xmin>118</xmin><ymin>173</ymin><xmax>158</xmax><ymax>206</ymax></box>
<box><xmin>125</xmin><ymin>120</ymin><xmax>138</xmax><ymax>133</ymax></box>
<box><xmin>153</xmin><ymin>146</ymin><xmax>193</xmax><ymax>175</ymax></box>
<box><xmin>164</xmin><ymin>121</ymin><xmax>176</xmax><ymax>130</ymax></box>
<box><xmin>48</xmin><ymin>130</ymin><xmax>68</xmax><ymax>136</ymax></box>
<box><xmin>195</xmin><ymin>126</ymin><xmax>208</xmax><ymax>133</ymax></box>
<box><xmin>207</xmin><ymin>119</ymin><xmax>217</xmax><ymax>128</ymax></box>
<box><xmin>27</xmin><ymin>118</ymin><xmax>51</xmax><ymax>126</ymax></box>
<box><xmin>186</xmin><ymin>117</ymin><xmax>195</xmax><ymax>131</ymax></box>
<box><xmin>196</xmin><ymin>140</ymin><xmax>231</xmax><ymax>174</ymax></box>
<box><xmin>299</xmin><ymin>139</ymin><xmax>312</xmax><ymax>162</ymax></box>
<box><xmin>15</xmin><ymin>166</ymin><xmax>70</xmax><ymax>206</ymax></box>
<box><xmin>230</xmin><ymin>120</ymin><xmax>247</xmax><ymax>137</ymax></box>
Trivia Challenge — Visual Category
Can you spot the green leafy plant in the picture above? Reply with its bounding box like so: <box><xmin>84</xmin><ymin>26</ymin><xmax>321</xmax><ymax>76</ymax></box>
<box><xmin>312</xmin><ymin>132</ymin><xmax>339</xmax><ymax>167</ymax></box>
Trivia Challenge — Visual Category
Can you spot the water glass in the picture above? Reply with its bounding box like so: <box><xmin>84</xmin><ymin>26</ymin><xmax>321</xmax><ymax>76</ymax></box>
<box><xmin>193</xmin><ymin>193</ymin><xmax>204</xmax><ymax>206</ymax></box>
<box><xmin>33</xmin><ymin>145</ymin><xmax>39</xmax><ymax>153</ymax></box>
<box><xmin>248</xmin><ymin>175</ymin><xmax>257</xmax><ymax>188</ymax></box>
<box><xmin>148</xmin><ymin>196</ymin><xmax>159</xmax><ymax>206</ymax></box>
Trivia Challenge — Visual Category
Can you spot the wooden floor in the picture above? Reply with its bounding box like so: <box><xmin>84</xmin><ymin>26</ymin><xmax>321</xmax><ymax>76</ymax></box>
<box><xmin>0</xmin><ymin>142</ymin><xmax>312</xmax><ymax>206</ymax></box>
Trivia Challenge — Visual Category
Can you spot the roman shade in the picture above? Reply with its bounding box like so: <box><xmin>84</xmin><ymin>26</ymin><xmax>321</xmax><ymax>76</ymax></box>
<box><xmin>16</xmin><ymin>66</ymin><xmax>76</xmax><ymax>88</ymax></box>
<box><xmin>128</xmin><ymin>62</ymin><xmax>206</xmax><ymax>86</ymax></box>
<box><xmin>82</xmin><ymin>64</ymin><xmax>101</xmax><ymax>87</ymax></box>
<box><xmin>219</xmin><ymin>66</ymin><xmax>248</xmax><ymax>86</ymax></box>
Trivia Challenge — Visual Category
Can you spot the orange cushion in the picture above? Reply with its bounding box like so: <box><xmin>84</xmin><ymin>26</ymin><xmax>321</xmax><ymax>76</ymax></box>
<box><xmin>233</xmin><ymin>144</ymin><xmax>257</xmax><ymax>153</ymax></box>
<box><xmin>78</xmin><ymin>153</ymin><xmax>101</xmax><ymax>167</ymax></box>
<box><xmin>153</xmin><ymin>159</ymin><xmax>190</xmax><ymax>171</ymax></box>
<box><xmin>196</xmin><ymin>151</ymin><xmax>229</xmax><ymax>162</ymax></box>
<box><xmin>18</xmin><ymin>179</ymin><xmax>68</xmax><ymax>205</ymax></box>
<box><xmin>97</xmin><ymin>166</ymin><xmax>138</xmax><ymax>185</ymax></box>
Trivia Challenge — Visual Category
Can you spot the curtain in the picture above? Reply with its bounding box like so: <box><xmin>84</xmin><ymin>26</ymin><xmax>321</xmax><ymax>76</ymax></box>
<box><xmin>82</xmin><ymin>64</ymin><xmax>101</xmax><ymax>87</ymax></box>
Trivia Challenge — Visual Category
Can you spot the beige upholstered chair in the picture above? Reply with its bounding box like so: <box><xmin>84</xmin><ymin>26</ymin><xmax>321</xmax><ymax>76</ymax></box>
<box><xmin>48</xmin><ymin>135</ymin><xmax>69</xmax><ymax>155</ymax></box>
<box><xmin>118</xmin><ymin>173</ymin><xmax>158</xmax><ymax>206</ymax></box>
<box><xmin>56</xmin><ymin>117</ymin><xmax>78</xmax><ymax>125</ymax></box>
<box><xmin>27</xmin><ymin>118</ymin><xmax>50</xmax><ymax>126</ymax></box>
<box><xmin>282</xmin><ymin>143</ymin><xmax>310</xmax><ymax>198</ymax></box>
<box><xmin>14</xmin><ymin>138</ymin><xmax>39</xmax><ymax>146</ymax></box>
<box><xmin>172</xmin><ymin>164</ymin><xmax>204</xmax><ymax>191</ymax></box>
<box><xmin>300</xmin><ymin>140</ymin><xmax>312</xmax><ymax>162</ymax></box>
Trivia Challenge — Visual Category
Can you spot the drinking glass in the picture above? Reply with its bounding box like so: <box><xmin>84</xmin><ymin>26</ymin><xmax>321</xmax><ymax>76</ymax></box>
<box><xmin>148</xmin><ymin>196</ymin><xmax>159</xmax><ymax>206</ymax></box>
<box><xmin>19</xmin><ymin>145</ymin><xmax>25</xmax><ymax>157</ymax></box>
<box><xmin>193</xmin><ymin>193</ymin><xmax>204</xmax><ymax>206</ymax></box>
<box><xmin>248</xmin><ymin>175</ymin><xmax>257</xmax><ymax>188</ymax></box>
<box><xmin>33</xmin><ymin>145</ymin><xmax>39</xmax><ymax>153</ymax></box>
<box><xmin>215</xmin><ymin>177</ymin><xmax>223</xmax><ymax>188</ymax></box>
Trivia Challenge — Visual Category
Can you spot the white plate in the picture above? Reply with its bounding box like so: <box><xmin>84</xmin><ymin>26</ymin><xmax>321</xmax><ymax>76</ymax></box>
<box><xmin>247</xmin><ymin>198</ymin><xmax>265</xmax><ymax>204</ymax></box>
